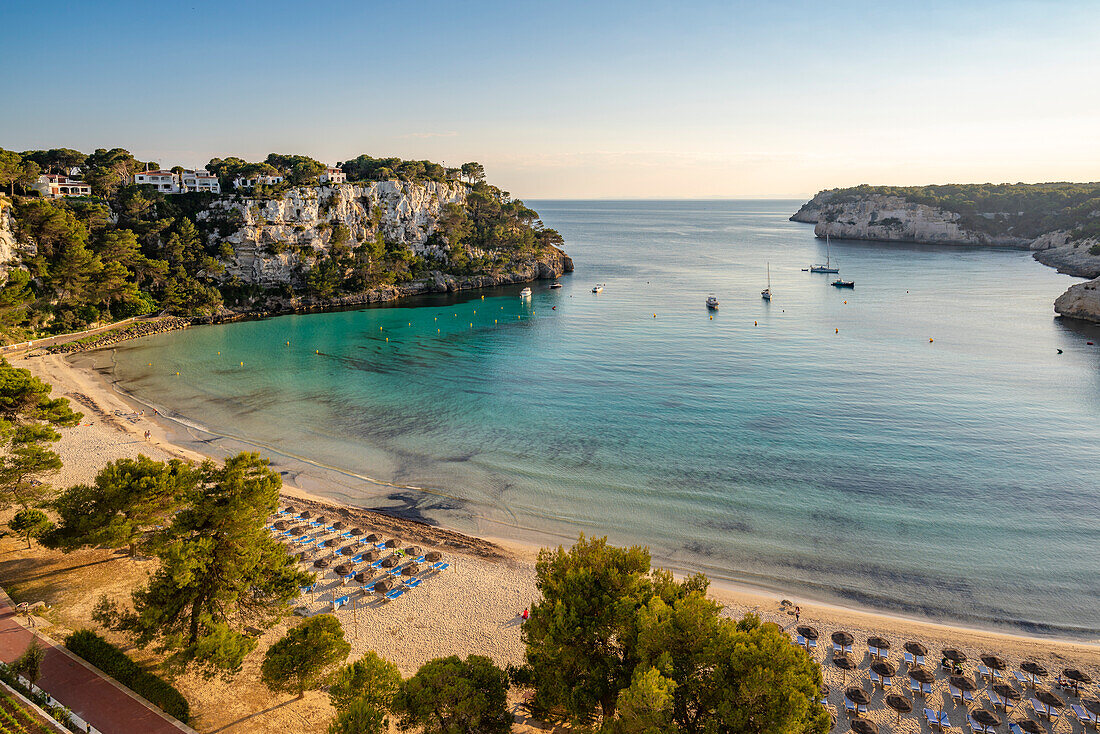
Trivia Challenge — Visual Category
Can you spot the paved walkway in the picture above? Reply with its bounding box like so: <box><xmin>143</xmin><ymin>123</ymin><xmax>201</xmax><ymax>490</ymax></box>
<box><xmin>0</xmin><ymin>589</ymin><xmax>193</xmax><ymax>734</ymax></box>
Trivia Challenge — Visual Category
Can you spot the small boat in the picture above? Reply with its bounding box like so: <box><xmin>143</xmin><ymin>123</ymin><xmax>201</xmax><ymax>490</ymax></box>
<box><xmin>706</xmin><ymin>295</ymin><xmax>719</xmax><ymax>310</ymax></box>
<box><xmin>810</xmin><ymin>234</ymin><xmax>839</xmax><ymax>274</ymax></box>
<box><xmin>592</xmin><ymin>284</ymin><xmax>604</xmax><ymax>293</ymax></box>
<box><xmin>519</xmin><ymin>287</ymin><xmax>532</xmax><ymax>298</ymax></box>
<box><xmin>761</xmin><ymin>262</ymin><xmax>772</xmax><ymax>301</ymax></box>
<box><xmin>549</xmin><ymin>282</ymin><xmax>562</xmax><ymax>289</ymax></box>
<box><xmin>831</xmin><ymin>279</ymin><xmax>854</xmax><ymax>288</ymax></box>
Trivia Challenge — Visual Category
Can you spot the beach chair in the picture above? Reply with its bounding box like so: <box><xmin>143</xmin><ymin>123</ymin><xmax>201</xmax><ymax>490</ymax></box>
<box><xmin>370</xmin><ymin>560</ymin><xmax>384</xmax><ymax>569</ymax></box>
<box><xmin>924</xmin><ymin>709</ymin><xmax>944</xmax><ymax>732</ymax></box>
<box><xmin>384</xmin><ymin>588</ymin><xmax>404</xmax><ymax>601</ymax></box>
<box><xmin>807</xmin><ymin>637</ymin><xmax>817</xmax><ymax>651</ymax></box>
<box><xmin>978</xmin><ymin>664</ymin><xmax>992</xmax><ymax>680</ymax></box>
<box><xmin>332</xmin><ymin>594</ymin><xmax>350</xmax><ymax>611</ymax></box>
<box><xmin>1071</xmin><ymin>704</ymin><xmax>1099</xmax><ymax>728</ymax></box>
<box><xmin>434</xmin><ymin>562</ymin><xmax>450</xmax><ymax>571</ymax></box>
<box><xmin>843</xmin><ymin>698</ymin><xmax>866</xmax><ymax>716</ymax></box>
<box><xmin>910</xmin><ymin>678</ymin><xmax>923</xmax><ymax>696</ymax></box>
<box><xmin>968</xmin><ymin>716</ymin><xmax>992</xmax><ymax>734</ymax></box>
<box><xmin>388</xmin><ymin>568</ymin><xmax>403</xmax><ymax>577</ymax></box>
<box><xmin>1009</xmin><ymin>724</ymin><xmax>1026</xmax><ymax>734</ymax></box>
<box><xmin>832</xmin><ymin>642</ymin><xmax>853</xmax><ymax>655</ymax></box>
<box><xmin>904</xmin><ymin>651</ymin><xmax>926</xmax><ymax>667</ymax></box>
<box><xmin>405</xmin><ymin>578</ymin><xmax>421</xmax><ymax>589</ymax></box>
<box><xmin>949</xmin><ymin>684</ymin><xmax>974</xmax><ymax>704</ymax></box>
<box><xmin>351</xmin><ymin>554</ymin><xmax>363</xmax><ymax>563</ymax></box>
<box><xmin>1030</xmin><ymin>699</ymin><xmax>1052</xmax><ymax>720</ymax></box>
<box><xmin>299</xmin><ymin>583</ymin><xmax>315</xmax><ymax>594</ymax></box>
<box><xmin>938</xmin><ymin>712</ymin><xmax>951</xmax><ymax>730</ymax></box>
<box><xmin>923</xmin><ymin>682</ymin><xmax>933</xmax><ymax>696</ymax></box>
<box><xmin>342</xmin><ymin>572</ymin><xmax>356</xmax><ymax>584</ymax></box>
<box><xmin>869</xmin><ymin>670</ymin><xmax>881</xmax><ymax>687</ymax></box>
<box><xmin>340</xmin><ymin>530</ymin><xmax>352</xmax><ymax>538</ymax></box>
<box><xmin>869</xmin><ymin>645</ymin><xmax>888</xmax><ymax>659</ymax></box>
<box><xmin>795</xmin><ymin>635</ymin><xmax>808</xmax><ymax>648</ymax></box>
<box><xmin>1014</xmin><ymin>671</ymin><xmax>1033</xmax><ymax>687</ymax></box>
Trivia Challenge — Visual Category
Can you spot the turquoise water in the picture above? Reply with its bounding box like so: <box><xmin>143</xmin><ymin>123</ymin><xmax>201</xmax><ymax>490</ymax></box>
<box><xmin>102</xmin><ymin>200</ymin><xmax>1100</xmax><ymax>637</ymax></box>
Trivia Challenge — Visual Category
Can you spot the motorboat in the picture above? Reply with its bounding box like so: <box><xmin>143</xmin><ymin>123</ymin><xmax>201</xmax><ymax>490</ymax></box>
<box><xmin>761</xmin><ymin>262</ymin><xmax>772</xmax><ymax>301</ymax></box>
<box><xmin>831</xmin><ymin>279</ymin><xmax>854</xmax><ymax>288</ymax></box>
<box><xmin>519</xmin><ymin>287</ymin><xmax>532</xmax><ymax>298</ymax></box>
<box><xmin>549</xmin><ymin>282</ymin><xmax>562</xmax><ymax>289</ymax></box>
<box><xmin>706</xmin><ymin>295</ymin><xmax>719</xmax><ymax>309</ymax></box>
<box><xmin>592</xmin><ymin>284</ymin><xmax>604</xmax><ymax>293</ymax></box>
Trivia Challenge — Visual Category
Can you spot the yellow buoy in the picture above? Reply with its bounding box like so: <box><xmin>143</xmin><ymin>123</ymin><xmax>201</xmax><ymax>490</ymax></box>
<box><xmin>653</xmin><ymin>314</ymin><xmax>656</xmax><ymax>318</ymax></box>
<box><xmin>481</xmin><ymin>295</ymin><xmax>484</xmax><ymax>300</ymax></box>
<box><xmin>929</xmin><ymin>338</ymin><xmax>934</xmax><ymax>342</ymax></box>
<box><xmin>316</xmin><ymin>350</ymin><xmax>319</xmax><ymax>354</ymax></box>
<box><xmin>710</xmin><ymin>316</ymin><xmax>713</xmax><ymax>320</ymax></box>
<box><xmin>495</xmin><ymin>319</ymin><xmax>498</xmax><ymax>323</ymax></box>
<box><xmin>836</xmin><ymin>329</ymin><xmax>839</xmax><ymax>334</ymax></box>
<box><xmin>386</xmin><ymin>337</ymin><xmax>389</xmax><ymax>342</ymax></box>
<box><xmin>217</xmin><ymin>352</ymin><xmax>220</xmax><ymax>355</ymax></box>
<box><xmin>473</xmin><ymin>310</ymin><xmax>476</xmax><ymax>314</ymax></box>
<box><xmin>240</xmin><ymin>361</ymin><xmax>244</xmax><ymax>366</ymax></box>
<box><xmin>175</xmin><ymin>371</ymin><xmax>179</xmax><ymax>375</ymax></box>
<box><xmin>843</xmin><ymin>300</ymin><xmax>847</xmax><ymax>304</ymax></box>
<box><xmin>286</xmin><ymin>340</ymin><xmax>290</xmax><ymax>345</ymax></box>
<box><xmin>408</xmin><ymin>322</ymin><xmax>411</xmax><ymax>326</ymax></box>
<box><xmin>469</xmin><ymin>323</ymin><xmax>473</xmax><ymax>327</ymax></box>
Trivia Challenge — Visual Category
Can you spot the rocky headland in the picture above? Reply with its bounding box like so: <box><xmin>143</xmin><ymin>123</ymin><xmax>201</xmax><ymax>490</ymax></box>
<box><xmin>792</xmin><ymin>186</ymin><xmax>1100</xmax><ymax>323</ymax></box>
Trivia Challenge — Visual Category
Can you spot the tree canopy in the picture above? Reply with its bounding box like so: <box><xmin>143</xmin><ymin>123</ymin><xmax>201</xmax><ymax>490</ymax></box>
<box><xmin>261</xmin><ymin>615</ymin><xmax>351</xmax><ymax>700</ymax></box>
<box><xmin>45</xmin><ymin>455</ymin><xmax>199</xmax><ymax>556</ymax></box>
<box><xmin>523</xmin><ymin>536</ymin><xmax>828</xmax><ymax>733</ymax></box>
<box><xmin>102</xmin><ymin>452</ymin><xmax>313</xmax><ymax>675</ymax></box>
<box><xmin>393</xmin><ymin>655</ymin><xmax>512</xmax><ymax>734</ymax></box>
<box><xmin>0</xmin><ymin>359</ymin><xmax>81</xmax><ymax>508</ymax></box>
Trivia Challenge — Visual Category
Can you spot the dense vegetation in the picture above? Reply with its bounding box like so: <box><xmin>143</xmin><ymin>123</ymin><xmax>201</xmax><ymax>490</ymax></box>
<box><xmin>64</xmin><ymin>630</ymin><xmax>190</xmax><ymax>722</ymax></box>
<box><xmin>0</xmin><ymin>147</ymin><xmax>564</xmax><ymax>343</ymax></box>
<box><xmin>816</xmin><ymin>182</ymin><xmax>1100</xmax><ymax>240</ymax></box>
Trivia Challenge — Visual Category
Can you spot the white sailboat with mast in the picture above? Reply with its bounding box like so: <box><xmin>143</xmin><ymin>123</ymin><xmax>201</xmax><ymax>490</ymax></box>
<box><xmin>810</xmin><ymin>234</ymin><xmax>839</xmax><ymax>274</ymax></box>
<box><xmin>761</xmin><ymin>262</ymin><xmax>771</xmax><ymax>300</ymax></box>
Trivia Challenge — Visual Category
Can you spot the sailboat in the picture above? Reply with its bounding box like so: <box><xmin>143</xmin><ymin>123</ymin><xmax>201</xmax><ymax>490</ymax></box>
<box><xmin>810</xmin><ymin>234</ymin><xmax>840</xmax><ymax>274</ymax></box>
<box><xmin>761</xmin><ymin>263</ymin><xmax>771</xmax><ymax>300</ymax></box>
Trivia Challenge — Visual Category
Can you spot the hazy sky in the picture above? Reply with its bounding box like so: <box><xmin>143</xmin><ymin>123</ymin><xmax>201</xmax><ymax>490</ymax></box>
<box><xmin>2</xmin><ymin>0</ymin><xmax>1098</xmax><ymax>198</ymax></box>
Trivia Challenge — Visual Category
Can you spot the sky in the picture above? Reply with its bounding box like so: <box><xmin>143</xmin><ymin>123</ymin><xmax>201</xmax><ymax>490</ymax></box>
<box><xmin>2</xmin><ymin>0</ymin><xmax>1098</xmax><ymax>199</ymax></box>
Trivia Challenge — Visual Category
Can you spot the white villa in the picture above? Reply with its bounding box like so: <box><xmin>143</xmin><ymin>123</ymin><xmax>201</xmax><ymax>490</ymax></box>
<box><xmin>320</xmin><ymin>166</ymin><xmax>346</xmax><ymax>184</ymax></box>
<box><xmin>33</xmin><ymin>174</ymin><xmax>92</xmax><ymax>198</ymax></box>
<box><xmin>181</xmin><ymin>169</ymin><xmax>221</xmax><ymax>194</ymax></box>
<box><xmin>133</xmin><ymin>170</ymin><xmax>180</xmax><ymax>193</ymax></box>
<box><xmin>232</xmin><ymin>173</ymin><xmax>284</xmax><ymax>189</ymax></box>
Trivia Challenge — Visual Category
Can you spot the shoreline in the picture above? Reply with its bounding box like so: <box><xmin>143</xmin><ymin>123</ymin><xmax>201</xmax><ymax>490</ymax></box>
<box><xmin>11</xmin><ymin>348</ymin><xmax>1100</xmax><ymax>663</ymax></box>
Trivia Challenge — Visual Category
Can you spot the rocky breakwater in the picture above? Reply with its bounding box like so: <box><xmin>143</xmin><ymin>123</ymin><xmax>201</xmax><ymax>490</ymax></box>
<box><xmin>50</xmin><ymin>317</ymin><xmax>193</xmax><ymax>354</ymax></box>
<box><xmin>791</xmin><ymin>192</ymin><xmax>1031</xmax><ymax>247</ymax></box>
<box><xmin>201</xmin><ymin>180</ymin><xmax>468</xmax><ymax>288</ymax></box>
<box><xmin>1054</xmin><ymin>277</ymin><xmax>1100</xmax><ymax>322</ymax></box>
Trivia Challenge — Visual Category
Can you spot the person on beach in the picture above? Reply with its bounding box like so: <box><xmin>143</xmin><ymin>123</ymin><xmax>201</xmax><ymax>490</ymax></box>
<box><xmin>144</xmin><ymin>430</ymin><xmax>151</xmax><ymax>440</ymax></box>
<box><xmin>521</xmin><ymin>608</ymin><xmax>529</xmax><ymax>620</ymax></box>
<box><xmin>794</xmin><ymin>606</ymin><xmax>800</xmax><ymax>622</ymax></box>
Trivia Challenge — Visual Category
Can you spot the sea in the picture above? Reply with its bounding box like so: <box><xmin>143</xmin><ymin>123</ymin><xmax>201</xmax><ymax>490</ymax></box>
<box><xmin>93</xmin><ymin>200</ymin><xmax>1100</xmax><ymax>638</ymax></box>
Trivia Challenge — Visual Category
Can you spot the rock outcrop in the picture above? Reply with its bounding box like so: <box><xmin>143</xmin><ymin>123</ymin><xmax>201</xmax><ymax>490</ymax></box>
<box><xmin>0</xmin><ymin>198</ymin><xmax>20</xmax><ymax>282</ymax></box>
<box><xmin>793</xmin><ymin>190</ymin><xmax>1100</xmax><ymax>323</ymax></box>
<box><xmin>792</xmin><ymin>192</ymin><xmax>1030</xmax><ymax>247</ymax></box>
<box><xmin>201</xmin><ymin>180</ymin><xmax>468</xmax><ymax>287</ymax></box>
<box><xmin>1054</xmin><ymin>277</ymin><xmax>1100</xmax><ymax>322</ymax></box>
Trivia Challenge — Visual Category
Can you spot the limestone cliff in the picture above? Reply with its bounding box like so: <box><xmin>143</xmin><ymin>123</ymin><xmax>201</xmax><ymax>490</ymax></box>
<box><xmin>200</xmin><ymin>180</ymin><xmax>468</xmax><ymax>287</ymax></box>
<box><xmin>793</xmin><ymin>188</ymin><xmax>1100</xmax><ymax>323</ymax></box>
<box><xmin>0</xmin><ymin>198</ymin><xmax>22</xmax><ymax>283</ymax></box>
<box><xmin>792</xmin><ymin>192</ymin><xmax>1031</xmax><ymax>247</ymax></box>
<box><xmin>1054</xmin><ymin>277</ymin><xmax>1100</xmax><ymax>322</ymax></box>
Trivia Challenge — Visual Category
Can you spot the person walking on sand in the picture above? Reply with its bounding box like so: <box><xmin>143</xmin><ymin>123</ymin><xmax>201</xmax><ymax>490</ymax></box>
<box><xmin>144</xmin><ymin>430</ymin><xmax>151</xmax><ymax>440</ymax></box>
<box><xmin>795</xmin><ymin>606</ymin><xmax>800</xmax><ymax>622</ymax></box>
<box><xmin>521</xmin><ymin>608</ymin><xmax>529</xmax><ymax>620</ymax></box>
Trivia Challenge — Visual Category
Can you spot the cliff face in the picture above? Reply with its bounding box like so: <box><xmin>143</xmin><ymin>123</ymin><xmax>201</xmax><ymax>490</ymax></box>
<box><xmin>0</xmin><ymin>198</ymin><xmax>22</xmax><ymax>283</ymax></box>
<box><xmin>792</xmin><ymin>193</ymin><xmax>1031</xmax><ymax>247</ymax></box>
<box><xmin>793</xmin><ymin>189</ymin><xmax>1100</xmax><ymax>323</ymax></box>
<box><xmin>1054</xmin><ymin>277</ymin><xmax>1100</xmax><ymax>322</ymax></box>
<box><xmin>200</xmin><ymin>180</ymin><xmax>468</xmax><ymax>287</ymax></box>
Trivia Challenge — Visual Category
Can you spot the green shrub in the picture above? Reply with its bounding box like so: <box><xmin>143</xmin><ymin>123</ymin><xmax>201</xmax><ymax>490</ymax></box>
<box><xmin>63</xmin><ymin>631</ymin><xmax>189</xmax><ymax>723</ymax></box>
<box><xmin>1089</xmin><ymin>244</ymin><xmax>1100</xmax><ymax>256</ymax></box>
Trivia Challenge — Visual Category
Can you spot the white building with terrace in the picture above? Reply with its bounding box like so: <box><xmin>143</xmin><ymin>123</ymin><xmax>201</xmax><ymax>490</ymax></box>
<box><xmin>320</xmin><ymin>167</ymin><xmax>346</xmax><ymax>184</ymax></box>
<box><xmin>33</xmin><ymin>174</ymin><xmax>92</xmax><ymax>198</ymax></box>
<box><xmin>181</xmin><ymin>169</ymin><xmax>221</xmax><ymax>193</ymax></box>
<box><xmin>133</xmin><ymin>170</ymin><xmax>180</xmax><ymax>193</ymax></box>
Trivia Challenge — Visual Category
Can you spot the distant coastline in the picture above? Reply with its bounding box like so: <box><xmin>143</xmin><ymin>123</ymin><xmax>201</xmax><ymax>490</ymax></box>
<box><xmin>792</xmin><ymin>184</ymin><xmax>1100</xmax><ymax>322</ymax></box>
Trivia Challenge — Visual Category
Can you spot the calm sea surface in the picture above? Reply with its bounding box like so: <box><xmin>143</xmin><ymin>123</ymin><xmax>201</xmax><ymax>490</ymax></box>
<box><xmin>100</xmin><ymin>200</ymin><xmax>1100</xmax><ymax>637</ymax></box>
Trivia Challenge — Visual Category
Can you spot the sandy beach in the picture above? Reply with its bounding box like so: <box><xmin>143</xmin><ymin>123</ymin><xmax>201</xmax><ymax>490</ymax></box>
<box><xmin>5</xmin><ymin>349</ymin><xmax>1099</xmax><ymax>733</ymax></box>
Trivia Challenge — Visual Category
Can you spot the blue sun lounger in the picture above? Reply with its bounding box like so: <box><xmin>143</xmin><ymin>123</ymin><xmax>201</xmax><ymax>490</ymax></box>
<box><xmin>385</xmin><ymin>588</ymin><xmax>404</xmax><ymax>601</ymax></box>
<box><xmin>370</xmin><ymin>560</ymin><xmax>384</xmax><ymax>569</ymax></box>
<box><xmin>299</xmin><ymin>583</ymin><xmax>316</xmax><ymax>594</ymax></box>
<box><xmin>432</xmin><ymin>562</ymin><xmax>450</xmax><ymax>571</ymax></box>
<box><xmin>340</xmin><ymin>530</ymin><xmax>352</xmax><ymax>537</ymax></box>
<box><xmin>389</xmin><ymin>568</ymin><xmax>403</xmax><ymax>577</ymax></box>
<box><xmin>351</xmin><ymin>554</ymin><xmax>363</xmax><ymax>563</ymax></box>
<box><xmin>405</xmin><ymin>578</ymin><xmax>422</xmax><ymax>589</ymax></box>
<box><xmin>325</xmin><ymin>525</ymin><xmax>337</xmax><ymax>532</ymax></box>
<box><xmin>300</xmin><ymin>538</ymin><xmax>315</xmax><ymax>547</ymax></box>
<box><xmin>333</xmin><ymin>595</ymin><xmax>350</xmax><ymax>611</ymax></box>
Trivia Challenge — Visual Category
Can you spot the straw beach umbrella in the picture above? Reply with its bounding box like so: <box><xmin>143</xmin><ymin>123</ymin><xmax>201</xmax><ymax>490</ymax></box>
<box><xmin>373</xmin><ymin>579</ymin><xmax>393</xmax><ymax>595</ymax></box>
<box><xmin>273</xmin><ymin>520</ymin><xmax>288</xmax><ymax>531</ymax></box>
<box><xmin>424</xmin><ymin>550</ymin><xmax>443</xmax><ymax>562</ymax></box>
<box><xmin>1014</xmin><ymin>720</ymin><xmax>1042</xmax><ymax>734</ymax></box>
<box><xmin>315</xmin><ymin>516</ymin><xmax>328</xmax><ymax>525</ymax></box>
<box><xmin>832</xmin><ymin>631</ymin><xmax>854</xmax><ymax>648</ymax></box>
<box><xmin>981</xmin><ymin>655</ymin><xmax>1006</xmax><ymax>671</ymax></box>
<box><xmin>845</xmin><ymin>687</ymin><xmax>871</xmax><ymax>706</ymax></box>
<box><xmin>380</xmin><ymin>556</ymin><xmax>398</xmax><ymax>568</ymax></box>
<box><xmin>950</xmin><ymin>675</ymin><xmax>976</xmax><ymax>693</ymax></box>
<box><xmin>971</xmin><ymin>710</ymin><xmax>1001</xmax><ymax>729</ymax></box>
<box><xmin>354</xmin><ymin>571</ymin><xmax>371</xmax><ymax>584</ymax></box>
<box><xmin>365</xmin><ymin>533</ymin><xmax>382</xmax><ymax>543</ymax></box>
<box><xmin>348</xmin><ymin>527</ymin><xmax>364</xmax><ymax>537</ymax></box>
<box><xmin>909</xmin><ymin>667</ymin><xmax>934</xmax><ymax>686</ymax></box>
<box><xmin>1021</xmin><ymin>661</ymin><xmax>1048</xmax><ymax>678</ymax></box>
<box><xmin>992</xmin><ymin>683</ymin><xmax>1021</xmax><ymax>709</ymax></box>
<box><xmin>401</xmin><ymin>562</ymin><xmax>421</xmax><ymax>576</ymax></box>
<box><xmin>331</xmin><ymin>521</ymin><xmax>346</xmax><ymax>530</ymax></box>
<box><xmin>299</xmin><ymin>511</ymin><xmax>311</xmax><ymax>519</ymax></box>
<box><xmin>1063</xmin><ymin>668</ymin><xmax>1092</xmax><ymax>695</ymax></box>
<box><xmin>941</xmin><ymin>648</ymin><xmax>967</xmax><ymax>663</ymax></box>
<box><xmin>904</xmin><ymin>641</ymin><xmax>928</xmax><ymax>657</ymax></box>
<box><xmin>797</xmin><ymin>626</ymin><xmax>820</xmax><ymax>641</ymax></box>
<box><xmin>850</xmin><ymin>718</ymin><xmax>877</xmax><ymax>734</ymax></box>
<box><xmin>383</xmin><ymin>538</ymin><xmax>399</xmax><ymax>549</ymax></box>
<box><xmin>884</xmin><ymin>694</ymin><xmax>911</xmax><ymax>724</ymax></box>
<box><xmin>1036</xmin><ymin>689</ymin><xmax>1063</xmax><ymax>709</ymax></box>
<box><xmin>867</xmin><ymin>636</ymin><xmax>890</xmax><ymax>651</ymax></box>
<box><xmin>323</xmin><ymin>538</ymin><xmax>338</xmax><ymax>547</ymax></box>
<box><xmin>313</xmin><ymin>558</ymin><xmax>330</xmax><ymax>568</ymax></box>
<box><xmin>334</xmin><ymin>564</ymin><xmax>351</xmax><ymax>577</ymax></box>
<box><xmin>363</xmin><ymin>549</ymin><xmax>381</xmax><ymax>562</ymax></box>
<box><xmin>833</xmin><ymin>656</ymin><xmax>857</xmax><ymax>685</ymax></box>
<box><xmin>1084</xmin><ymin>699</ymin><xmax>1100</xmax><ymax>715</ymax></box>
<box><xmin>872</xmin><ymin>661</ymin><xmax>897</xmax><ymax>677</ymax></box>
<box><xmin>405</xmin><ymin>546</ymin><xmax>423</xmax><ymax>557</ymax></box>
